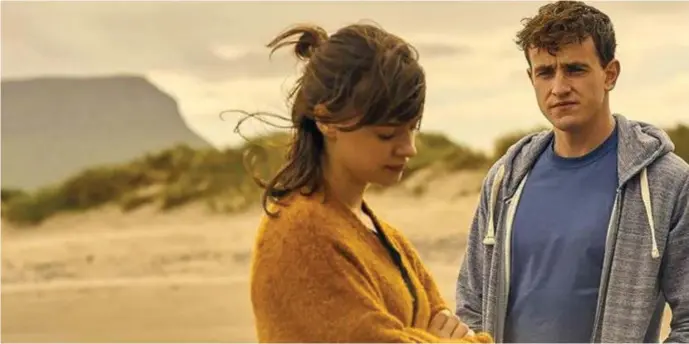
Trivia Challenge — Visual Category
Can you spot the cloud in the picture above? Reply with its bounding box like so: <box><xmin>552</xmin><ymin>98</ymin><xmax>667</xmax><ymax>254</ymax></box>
<box><xmin>148</xmin><ymin>57</ymin><xmax>689</xmax><ymax>154</ymax></box>
<box><xmin>142</xmin><ymin>8</ymin><xmax>689</xmax><ymax>153</ymax></box>
<box><xmin>1</xmin><ymin>1</ymin><xmax>524</xmax><ymax>79</ymax></box>
<box><xmin>210</xmin><ymin>45</ymin><xmax>252</xmax><ymax>61</ymax></box>
<box><xmin>615</xmin><ymin>71</ymin><xmax>689</xmax><ymax>125</ymax></box>
<box><xmin>145</xmin><ymin>70</ymin><xmax>298</xmax><ymax>145</ymax></box>
<box><xmin>411</xmin><ymin>40</ymin><xmax>472</xmax><ymax>59</ymax></box>
<box><xmin>2</xmin><ymin>1</ymin><xmax>687</xmax><ymax>153</ymax></box>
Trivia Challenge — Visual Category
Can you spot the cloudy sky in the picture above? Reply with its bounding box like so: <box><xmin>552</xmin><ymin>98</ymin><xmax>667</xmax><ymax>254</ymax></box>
<box><xmin>3</xmin><ymin>1</ymin><xmax>688</xmax><ymax>152</ymax></box>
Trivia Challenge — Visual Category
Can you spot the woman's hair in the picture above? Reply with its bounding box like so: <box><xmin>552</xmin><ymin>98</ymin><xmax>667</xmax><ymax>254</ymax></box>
<box><xmin>233</xmin><ymin>22</ymin><xmax>426</xmax><ymax>216</ymax></box>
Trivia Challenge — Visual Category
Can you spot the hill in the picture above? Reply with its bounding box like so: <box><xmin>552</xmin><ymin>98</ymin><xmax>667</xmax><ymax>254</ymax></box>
<box><xmin>1</xmin><ymin>76</ymin><xmax>211</xmax><ymax>191</ymax></box>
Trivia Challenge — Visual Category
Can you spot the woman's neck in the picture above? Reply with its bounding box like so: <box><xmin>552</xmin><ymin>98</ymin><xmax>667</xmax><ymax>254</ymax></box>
<box><xmin>321</xmin><ymin>160</ymin><xmax>367</xmax><ymax>213</ymax></box>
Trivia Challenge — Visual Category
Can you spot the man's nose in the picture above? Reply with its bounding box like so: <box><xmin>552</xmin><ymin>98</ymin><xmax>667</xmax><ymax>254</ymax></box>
<box><xmin>551</xmin><ymin>71</ymin><xmax>572</xmax><ymax>96</ymax></box>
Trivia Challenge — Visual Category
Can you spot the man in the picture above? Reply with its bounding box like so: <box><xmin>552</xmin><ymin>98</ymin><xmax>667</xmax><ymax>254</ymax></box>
<box><xmin>455</xmin><ymin>1</ymin><xmax>689</xmax><ymax>343</ymax></box>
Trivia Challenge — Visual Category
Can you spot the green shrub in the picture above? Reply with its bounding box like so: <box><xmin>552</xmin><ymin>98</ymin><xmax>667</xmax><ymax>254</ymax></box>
<box><xmin>406</xmin><ymin>132</ymin><xmax>489</xmax><ymax>176</ymax></box>
<box><xmin>492</xmin><ymin>126</ymin><xmax>548</xmax><ymax>160</ymax></box>
<box><xmin>1</xmin><ymin>188</ymin><xmax>27</xmax><ymax>203</ymax></box>
<box><xmin>118</xmin><ymin>193</ymin><xmax>156</xmax><ymax>212</ymax></box>
<box><xmin>2</xmin><ymin>188</ymin><xmax>64</xmax><ymax>225</ymax></box>
<box><xmin>667</xmin><ymin>124</ymin><xmax>689</xmax><ymax>163</ymax></box>
<box><xmin>5</xmin><ymin>123</ymin><xmax>685</xmax><ymax>227</ymax></box>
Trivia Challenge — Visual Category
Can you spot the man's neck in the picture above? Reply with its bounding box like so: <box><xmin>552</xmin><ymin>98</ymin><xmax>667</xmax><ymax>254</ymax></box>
<box><xmin>553</xmin><ymin>113</ymin><xmax>616</xmax><ymax>158</ymax></box>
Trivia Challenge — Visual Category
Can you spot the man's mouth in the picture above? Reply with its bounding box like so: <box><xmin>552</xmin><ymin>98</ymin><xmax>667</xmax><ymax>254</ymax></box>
<box><xmin>551</xmin><ymin>101</ymin><xmax>579</xmax><ymax>108</ymax></box>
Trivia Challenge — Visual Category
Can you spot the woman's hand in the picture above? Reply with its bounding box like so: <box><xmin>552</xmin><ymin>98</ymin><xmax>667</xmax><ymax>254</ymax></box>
<box><xmin>428</xmin><ymin>309</ymin><xmax>474</xmax><ymax>339</ymax></box>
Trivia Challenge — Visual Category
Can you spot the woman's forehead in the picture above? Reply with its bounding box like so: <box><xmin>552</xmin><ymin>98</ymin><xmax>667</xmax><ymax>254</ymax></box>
<box><xmin>378</xmin><ymin>114</ymin><xmax>422</xmax><ymax>126</ymax></box>
<box><xmin>327</xmin><ymin>109</ymin><xmax>421</xmax><ymax>129</ymax></box>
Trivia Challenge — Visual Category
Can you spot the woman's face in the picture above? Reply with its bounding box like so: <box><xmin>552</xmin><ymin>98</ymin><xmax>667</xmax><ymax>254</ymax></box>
<box><xmin>324</xmin><ymin>116</ymin><xmax>420</xmax><ymax>187</ymax></box>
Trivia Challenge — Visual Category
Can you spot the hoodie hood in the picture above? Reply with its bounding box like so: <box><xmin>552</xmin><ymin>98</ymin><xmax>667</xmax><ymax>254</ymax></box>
<box><xmin>482</xmin><ymin>114</ymin><xmax>675</xmax><ymax>258</ymax></box>
<box><xmin>497</xmin><ymin>114</ymin><xmax>675</xmax><ymax>200</ymax></box>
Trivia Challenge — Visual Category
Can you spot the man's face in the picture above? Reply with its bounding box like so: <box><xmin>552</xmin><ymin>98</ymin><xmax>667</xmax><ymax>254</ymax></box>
<box><xmin>526</xmin><ymin>37</ymin><xmax>620</xmax><ymax>132</ymax></box>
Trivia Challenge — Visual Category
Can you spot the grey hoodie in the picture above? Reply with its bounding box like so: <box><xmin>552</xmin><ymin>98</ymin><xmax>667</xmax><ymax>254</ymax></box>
<box><xmin>455</xmin><ymin>114</ymin><xmax>689</xmax><ymax>343</ymax></box>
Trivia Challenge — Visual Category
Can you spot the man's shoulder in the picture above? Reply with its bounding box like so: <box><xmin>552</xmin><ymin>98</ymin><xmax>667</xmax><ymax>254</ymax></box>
<box><xmin>483</xmin><ymin>129</ymin><xmax>552</xmax><ymax>184</ymax></box>
<box><xmin>650</xmin><ymin>152</ymin><xmax>689</xmax><ymax>188</ymax></box>
<box><xmin>648</xmin><ymin>152</ymin><xmax>689</xmax><ymax>226</ymax></box>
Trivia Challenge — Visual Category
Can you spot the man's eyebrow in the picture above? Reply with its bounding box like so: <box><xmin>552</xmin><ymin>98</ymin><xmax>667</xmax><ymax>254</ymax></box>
<box><xmin>563</xmin><ymin>61</ymin><xmax>591</xmax><ymax>69</ymax></box>
<box><xmin>533</xmin><ymin>64</ymin><xmax>554</xmax><ymax>73</ymax></box>
<box><xmin>533</xmin><ymin>61</ymin><xmax>591</xmax><ymax>72</ymax></box>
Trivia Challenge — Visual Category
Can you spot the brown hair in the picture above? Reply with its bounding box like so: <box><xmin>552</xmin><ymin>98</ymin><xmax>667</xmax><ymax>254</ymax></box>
<box><xmin>231</xmin><ymin>22</ymin><xmax>426</xmax><ymax>216</ymax></box>
<box><xmin>515</xmin><ymin>0</ymin><xmax>617</xmax><ymax>67</ymax></box>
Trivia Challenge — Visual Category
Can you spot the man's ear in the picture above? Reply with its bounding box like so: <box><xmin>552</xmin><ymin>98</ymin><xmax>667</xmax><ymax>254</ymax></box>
<box><xmin>316</xmin><ymin>121</ymin><xmax>337</xmax><ymax>139</ymax></box>
<box><xmin>604</xmin><ymin>59</ymin><xmax>621</xmax><ymax>91</ymax></box>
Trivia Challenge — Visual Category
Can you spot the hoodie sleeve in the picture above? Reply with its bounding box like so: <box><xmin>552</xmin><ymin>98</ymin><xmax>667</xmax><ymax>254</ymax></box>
<box><xmin>663</xmin><ymin>173</ymin><xmax>689</xmax><ymax>343</ymax></box>
<box><xmin>455</xmin><ymin>165</ymin><xmax>498</xmax><ymax>332</ymax></box>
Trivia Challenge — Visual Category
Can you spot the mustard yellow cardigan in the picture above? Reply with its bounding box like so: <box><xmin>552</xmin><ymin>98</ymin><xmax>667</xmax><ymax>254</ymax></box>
<box><xmin>250</xmin><ymin>190</ymin><xmax>493</xmax><ymax>343</ymax></box>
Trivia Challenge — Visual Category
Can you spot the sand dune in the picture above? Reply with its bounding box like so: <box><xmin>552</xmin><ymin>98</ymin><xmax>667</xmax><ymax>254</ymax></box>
<box><xmin>1</xmin><ymin>170</ymin><xmax>671</xmax><ymax>342</ymax></box>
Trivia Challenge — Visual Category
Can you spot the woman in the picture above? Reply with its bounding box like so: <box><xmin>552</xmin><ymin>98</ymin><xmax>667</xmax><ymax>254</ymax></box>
<box><xmin>243</xmin><ymin>22</ymin><xmax>493</xmax><ymax>343</ymax></box>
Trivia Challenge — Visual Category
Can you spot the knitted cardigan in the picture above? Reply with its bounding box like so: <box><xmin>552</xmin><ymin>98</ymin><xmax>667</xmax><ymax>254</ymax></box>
<box><xmin>250</xmin><ymin>190</ymin><xmax>493</xmax><ymax>343</ymax></box>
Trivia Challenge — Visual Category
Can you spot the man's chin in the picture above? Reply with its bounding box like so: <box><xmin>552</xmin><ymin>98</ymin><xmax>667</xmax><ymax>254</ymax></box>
<box><xmin>548</xmin><ymin>112</ymin><xmax>587</xmax><ymax>132</ymax></box>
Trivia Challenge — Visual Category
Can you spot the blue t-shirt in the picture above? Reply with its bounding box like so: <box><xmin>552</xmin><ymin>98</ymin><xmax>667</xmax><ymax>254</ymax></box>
<box><xmin>504</xmin><ymin>127</ymin><xmax>619</xmax><ymax>343</ymax></box>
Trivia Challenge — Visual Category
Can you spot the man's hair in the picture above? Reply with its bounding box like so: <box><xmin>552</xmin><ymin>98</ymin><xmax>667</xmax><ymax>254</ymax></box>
<box><xmin>515</xmin><ymin>0</ymin><xmax>617</xmax><ymax>67</ymax></box>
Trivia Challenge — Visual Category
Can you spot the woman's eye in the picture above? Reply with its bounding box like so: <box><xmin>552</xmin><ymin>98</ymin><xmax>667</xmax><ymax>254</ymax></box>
<box><xmin>377</xmin><ymin>132</ymin><xmax>396</xmax><ymax>140</ymax></box>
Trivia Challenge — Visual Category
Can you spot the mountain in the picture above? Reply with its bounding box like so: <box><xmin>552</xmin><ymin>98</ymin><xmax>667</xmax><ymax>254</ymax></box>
<box><xmin>1</xmin><ymin>75</ymin><xmax>211</xmax><ymax>190</ymax></box>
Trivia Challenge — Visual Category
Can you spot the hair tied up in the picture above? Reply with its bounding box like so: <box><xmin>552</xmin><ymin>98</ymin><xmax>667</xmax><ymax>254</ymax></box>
<box><xmin>313</xmin><ymin>103</ymin><xmax>329</xmax><ymax>118</ymax></box>
<box><xmin>267</xmin><ymin>24</ymin><xmax>329</xmax><ymax>61</ymax></box>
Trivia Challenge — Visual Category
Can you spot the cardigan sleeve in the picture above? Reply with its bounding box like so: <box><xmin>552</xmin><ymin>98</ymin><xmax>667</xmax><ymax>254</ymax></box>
<box><xmin>250</xmin><ymin>223</ymin><xmax>443</xmax><ymax>343</ymax></box>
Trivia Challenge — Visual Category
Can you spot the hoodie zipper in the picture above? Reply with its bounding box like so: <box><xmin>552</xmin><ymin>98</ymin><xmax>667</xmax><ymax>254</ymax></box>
<box><xmin>495</xmin><ymin>174</ymin><xmax>529</xmax><ymax>342</ymax></box>
<box><xmin>494</xmin><ymin>199</ymin><xmax>510</xmax><ymax>343</ymax></box>
<box><xmin>495</xmin><ymin>186</ymin><xmax>622</xmax><ymax>343</ymax></box>
<box><xmin>589</xmin><ymin>188</ymin><xmax>623</xmax><ymax>342</ymax></box>
<box><xmin>590</xmin><ymin>159</ymin><xmax>655</xmax><ymax>342</ymax></box>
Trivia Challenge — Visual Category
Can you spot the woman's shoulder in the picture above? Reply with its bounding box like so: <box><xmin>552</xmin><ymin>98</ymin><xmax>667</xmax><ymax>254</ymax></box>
<box><xmin>255</xmin><ymin>190</ymin><xmax>343</xmax><ymax>243</ymax></box>
<box><xmin>251</xmin><ymin>191</ymin><xmax>360</xmax><ymax>271</ymax></box>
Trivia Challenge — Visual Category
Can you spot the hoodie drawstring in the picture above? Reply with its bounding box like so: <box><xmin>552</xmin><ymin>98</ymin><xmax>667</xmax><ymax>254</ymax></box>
<box><xmin>481</xmin><ymin>165</ymin><xmax>660</xmax><ymax>259</ymax></box>
<box><xmin>640</xmin><ymin>167</ymin><xmax>661</xmax><ymax>259</ymax></box>
<box><xmin>483</xmin><ymin>165</ymin><xmax>505</xmax><ymax>245</ymax></box>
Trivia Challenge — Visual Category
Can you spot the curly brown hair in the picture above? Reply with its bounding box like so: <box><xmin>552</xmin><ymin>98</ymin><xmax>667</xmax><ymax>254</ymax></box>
<box><xmin>515</xmin><ymin>0</ymin><xmax>617</xmax><ymax>67</ymax></box>
<box><xmin>229</xmin><ymin>22</ymin><xmax>426</xmax><ymax>216</ymax></box>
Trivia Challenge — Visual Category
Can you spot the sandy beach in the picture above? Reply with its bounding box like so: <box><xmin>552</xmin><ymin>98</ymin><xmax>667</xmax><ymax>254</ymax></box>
<box><xmin>1</xmin><ymin>170</ymin><xmax>671</xmax><ymax>342</ymax></box>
